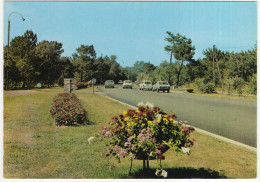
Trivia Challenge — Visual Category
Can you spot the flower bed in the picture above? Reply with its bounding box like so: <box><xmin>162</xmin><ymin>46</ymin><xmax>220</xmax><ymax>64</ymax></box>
<box><xmin>50</xmin><ymin>93</ymin><xmax>88</xmax><ymax>126</ymax></box>
<box><xmin>99</xmin><ymin>102</ymin><xmax>195</xmax><ymax>177</ymax></box>
<box><xmin>76</xmin><ymin>82</ymin><xmax>89</xmax><ymax>89</ymax></box>
<box><xmin>186</xmin><ymin>88</ymin><xmax>194</xmax><ymax>93</ymax></box>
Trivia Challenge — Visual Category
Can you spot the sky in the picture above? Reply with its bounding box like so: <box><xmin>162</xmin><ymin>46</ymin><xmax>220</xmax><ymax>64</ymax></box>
<box><xmin>3</xmin><ymin>1</ymin><xmax>257</xmax><ymax>67</ymax></box>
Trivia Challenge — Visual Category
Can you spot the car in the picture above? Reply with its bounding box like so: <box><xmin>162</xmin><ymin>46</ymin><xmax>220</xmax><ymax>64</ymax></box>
<box><xmin>139</xmin><ymin>80</ymin><xmax>153</xmax><ymax>90</ymax></box>
<box><xmin>118</xmin><ymin>80</ymin><xmax>123</xmax><ymax>84</ymax></box>
<box><xmin>152</xmin><ymin>81</ymin><xmax>170</xmax><ymax>93</ymax></box>
<box><xmin>123</xmin><ymin>80</ymin><xmax>132</xmax><ymax>89</ymax></box>
<box><xmin>105</xmin><ymin>80</ymin><xmax>115</xmax><ymax>88</ymax></box>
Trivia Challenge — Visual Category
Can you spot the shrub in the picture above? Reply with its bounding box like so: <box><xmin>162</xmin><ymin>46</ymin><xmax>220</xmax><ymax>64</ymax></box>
<box><xmin>186</xmin><ymin>88</ymin><xmax>194</xmax><ymax>93</ymax></box>
<box><xmin>50</xmin><ymin>93</ymin><xmax>88</xmax><ymax>126</ymax></box>
<box><xmin>248</xmin><ymin>74</ymin><xmax>256</xmax><ymax>95</ymax></box>
<box><xmin>197</xmin><ymin>83</ymin><xmax>216</xmax><ymax>93</ymax></box>
<box><xmin>98</xmin><ymin>102</ymin><xmax>195</xmax><ymax>176</ymax></box>
<box><xmin>76</xmin><ymin>82</ymin><xmax>89</xmax><ymax>89</ymax></box>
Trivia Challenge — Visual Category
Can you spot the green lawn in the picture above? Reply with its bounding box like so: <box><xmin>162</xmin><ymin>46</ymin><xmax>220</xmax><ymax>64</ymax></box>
<box><xmin>4</xmin><ymin>91</ymin><xmax>257</xmax><ymax>178</ymax></box>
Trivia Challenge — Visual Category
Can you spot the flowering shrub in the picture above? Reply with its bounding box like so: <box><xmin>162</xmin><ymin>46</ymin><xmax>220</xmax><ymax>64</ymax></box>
<box><xmin>50</xmin><ymin>93</ymin><xmax>88</xmax><ymax>126</ymax></box>
<box><xmin>99</xmin><ymin>102</ymin><xmax>195</xmax><ymax>176</ymax></box>
<box><xmin>76</xmin><ymin>82</ymin><xmax>89</xmax><ymax>89</ymax></box>
<box><xmin>186</xmin><ymin>88</ymin><xmax>194</xmax><ymax>93</ymax></box>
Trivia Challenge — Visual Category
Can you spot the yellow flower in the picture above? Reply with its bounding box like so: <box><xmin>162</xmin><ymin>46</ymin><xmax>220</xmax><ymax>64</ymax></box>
<box><xmin>141</xmin><ymin>123</ymin><xmax>145</xmax><ymax>127</ymax></box>
<box><xmin>169</xmin><ymin>118</ymin><xmax>173</xmax><ymax>121</ymax></box>
<box><xmin>157</xmin><ymin>118</ymin><xmax>161</xmax><ymax>123</ymax></box>
<box><xmin>124</xmin><ymin>117</ymin><xmax>129</xmax><ymax>122</ymax></box>
<box><xmin>163</xmin><ymin>118</ymin><xmax>167</xmax><ymax>122</ymax></box>
<box><xmin>123</xmin><ymin>111</ymin><xmax>127</xmax><ymax>116</ymax></box>
<box><xmin>148</xmin><ymin>120</ymin><xmax>153</xmax><ymax>125</ymax></box>
<box><xmin>136</xmin><ymin>110</ymin><xmax>140</xmax><ymax>113</ymax></box>
<box><xmin>127</xmin><ymin>122</ymin><xmax>131</xmax><ymax>127</ymax></box>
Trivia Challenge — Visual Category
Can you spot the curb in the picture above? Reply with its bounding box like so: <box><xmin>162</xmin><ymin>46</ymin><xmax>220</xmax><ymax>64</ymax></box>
<box><xmin>102</xmin><ymin>93</ymin><xmax>257</xmax><ymax>153</ymax></box>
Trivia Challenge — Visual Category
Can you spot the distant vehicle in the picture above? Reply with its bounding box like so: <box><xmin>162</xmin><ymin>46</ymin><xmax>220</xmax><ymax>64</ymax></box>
<box><xmin>139</xmin><ymin>80</ymin><xmax>153</xmax><ymax>90</ymax></box>
<box><xmin>118</xmin><ymin>80</ymin><xmax>123</xmax><ymax>84</ymax></box>
<box><xmin>105</xmin><ymin>80</ymin><xmax>115</xmax><ymax>88</ymax></box>
<box><xmin>152</xmin><ymin>81</ymin><xmax>170</xmax><ymax>93</ymax></box>
<box><xmin>123</xmin><ymin>80</ymin><xmax>132</xmax><ymax>89</ymax></box>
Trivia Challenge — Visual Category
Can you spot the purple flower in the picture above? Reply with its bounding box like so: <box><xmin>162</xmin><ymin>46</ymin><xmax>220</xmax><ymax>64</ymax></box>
<box><xmin>156</xmin><ymin>149</ymin><xmax>162</xmax><ymax>155</ymax></box>
<box><xmin>113</xmin><ymin>145</ymin><xmax>119</xmax><ymax>151</ymax></box>
<box><xmin>118</xmin><ymin>148</ymin><xmax>127</xmax><ymax>157</ymax></box>
<box><xmin>127</xmin><ymin>136</ymin><xmax>133</xmax><ymax>142</ymax></box>
<box><xmin>141</xmin><ymin>128</ymin><xmax>146</xmax><ymax>134</ymax></box>
<box><xmin>105</xmin><ymin>131</ymin><xmax>112</xmax><ymax>137</ymax></box>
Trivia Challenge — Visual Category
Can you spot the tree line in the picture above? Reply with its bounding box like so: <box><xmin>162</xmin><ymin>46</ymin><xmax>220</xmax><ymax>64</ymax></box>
<box><xmin>4</xmin><ymin>30</ymin><xmax>127</xmax><ymax>90</ymax></box>
<box><xmin>4</xmin><ymin>30</ymin><xmax>257</xmax><ymax>95</ymax></box>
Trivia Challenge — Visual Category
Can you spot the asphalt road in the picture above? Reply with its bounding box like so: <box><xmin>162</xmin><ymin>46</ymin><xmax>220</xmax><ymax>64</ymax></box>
<box><xmin>98</xmin><ymin>85</ymin><xmax>257</xmax><ymax>147</ymax></box>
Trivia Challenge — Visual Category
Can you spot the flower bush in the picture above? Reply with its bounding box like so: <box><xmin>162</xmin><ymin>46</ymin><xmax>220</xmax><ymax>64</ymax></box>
<box><xmin>99</xmin><ymin>102</ymin><xmax>195</xmax><ymax>175</ymax></box>
<box><xmin>186</xmin><ymin>88</ymin><xmax>194</xmax><ymax>93</ymax></box>
<box><xmin>50</xmin><ymin>93</ymin><xmax>88</xmax><ymax>126</ymax></box>
<box><xmin>76</xmin><ymin>82</ymin><xmax>89</xmax><ymax>89</ymax></box>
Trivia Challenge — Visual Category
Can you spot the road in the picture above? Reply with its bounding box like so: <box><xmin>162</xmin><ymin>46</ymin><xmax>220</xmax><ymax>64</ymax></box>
<box><xmin>98</xmin><ymin>85</ymin><xmax>257</xmax><ymax>147</ymax></box>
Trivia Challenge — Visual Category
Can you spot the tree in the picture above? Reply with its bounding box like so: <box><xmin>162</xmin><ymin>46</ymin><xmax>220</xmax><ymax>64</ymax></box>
<box><xmin>164</xmin><ymin>32</ymin><xmax>195</xmax><ymax>86</ymax></box>
<box><xmin>6</xmin><ymin>30</ymin><xmax>38</xmax><ymax>89</ymax></box>
<box><xmin>72</xmin><ymin>45</ymin><xmax>96</xmax><ymax>82</ymax></box>
<box><xmin>35</xmin><ymin>40</ymin><xmax>64</xmax><ymax>87</ymax></box>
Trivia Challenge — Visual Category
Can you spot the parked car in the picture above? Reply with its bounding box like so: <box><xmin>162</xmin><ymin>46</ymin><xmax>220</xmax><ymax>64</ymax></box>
<box><xmin>118</xmin><ymin>80</ymin><xmax>123</xmax><ymax>84</ymax></box>
<box><xmin>152</xmin><ymin>81</ymin><xmax>170</xmax><ymax>93</ymax></box>
<box><xmin>139</xmin><ymin>80</ymin><xmax>153</xmax><ymax>90</ymax></box>
<box><xmin>123</xmin><ymin>80</ymin><xmax>132</xmax><ymax>89</ymax></box>
<box><xmin>105</xmin><ymin>80</ymin><xmax>115</xmax><ymax>88</ymax></box>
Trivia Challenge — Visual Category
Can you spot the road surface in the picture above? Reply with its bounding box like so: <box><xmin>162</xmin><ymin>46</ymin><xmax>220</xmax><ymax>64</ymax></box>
<box><xmin>98</xmin><ymin>85</ymin><xmax>257</xmax><ymax>147</ymax></box>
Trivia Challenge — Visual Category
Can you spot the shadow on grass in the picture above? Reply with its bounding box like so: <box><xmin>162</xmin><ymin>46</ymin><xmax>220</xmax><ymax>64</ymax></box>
<box><xmin>123</xmin><ymin>167</ymin><xmax>228</xmax><ymax>179</ymax></box>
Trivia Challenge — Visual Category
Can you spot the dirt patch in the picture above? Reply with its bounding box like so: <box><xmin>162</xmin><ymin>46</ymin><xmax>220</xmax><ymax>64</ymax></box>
<box><xmin>4</xmin><ymin>90</ymin><xmax>37</xmax><ymax>97</ymax></box>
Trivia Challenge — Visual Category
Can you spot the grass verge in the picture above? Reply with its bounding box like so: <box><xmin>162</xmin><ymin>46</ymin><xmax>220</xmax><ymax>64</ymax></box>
<box><xmin>3</xmin><ymin>91</ymin><xmax>256</xmax><ymax>178</ymax></box>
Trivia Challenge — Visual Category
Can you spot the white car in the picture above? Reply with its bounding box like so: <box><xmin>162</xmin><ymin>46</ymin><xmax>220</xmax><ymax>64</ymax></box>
<box><xmin>152</xmin><ymin>81</ymin><xmax>170</xmax><ymax>93</ymax></box>
<box><xmin>123</xmin><ymin>80</ymin><xmax>132</xmax><ymax>89</ymax></box>
<box><xmin>139</xmin><ymin>80</ymin><xmax>153</xmax><ymax>90</ymax></box>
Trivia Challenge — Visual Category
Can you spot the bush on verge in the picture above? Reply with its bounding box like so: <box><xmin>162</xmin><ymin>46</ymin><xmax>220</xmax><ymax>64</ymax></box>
<box><xmin>76</xmin><ymin>82</ymin><xmax>89</xmax><ymax>89</ymax></box>
<box><xmin>50</xmin><ymin>93</ymin><xmax>88</xmax><ymax>126</ymax></box>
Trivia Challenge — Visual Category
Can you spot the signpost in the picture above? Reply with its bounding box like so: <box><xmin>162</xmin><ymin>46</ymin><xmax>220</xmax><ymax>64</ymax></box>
<box><xmin>91</xmin><ymin>78</ymin><xmax>96</xmax><ymax>95</ymax></box>
<box><xmin>37</xmin><ymin>83</ymin><xmax>42</xmax><ymax>89</ymax></box>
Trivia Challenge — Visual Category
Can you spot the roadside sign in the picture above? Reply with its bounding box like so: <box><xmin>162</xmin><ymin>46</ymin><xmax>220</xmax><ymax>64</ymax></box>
<box><xmin>37</xmin><ymin>83</ymin><xmax>42</xmax><ymax>88</ymax></box>
<box><xmin>91</xmin><ymin>78</ymin><xmax>96</xmax><ymax>84</ymax></box>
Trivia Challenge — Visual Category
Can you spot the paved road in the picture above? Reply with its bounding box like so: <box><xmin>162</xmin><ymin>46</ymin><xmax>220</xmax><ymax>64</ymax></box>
<box><xmin>98</xmin><ymin>85</ymin><xmax>257</xmax><ymax>147</ymax></box>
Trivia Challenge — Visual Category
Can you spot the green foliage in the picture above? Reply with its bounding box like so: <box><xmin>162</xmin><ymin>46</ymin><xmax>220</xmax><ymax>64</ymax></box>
<box><xmin>248</xmin><ymin>74</ymin><xmax>257</xmax><ymax>95</ymax></box>
<box><xmin>50</xmin><ymin>93</ymin><xmax>88</xmax><ymax>126</ymax></box>
<box><xmin>195</xmin><ymin>79</ymin><xmax>216</xmax><ymax>93</ymax></box>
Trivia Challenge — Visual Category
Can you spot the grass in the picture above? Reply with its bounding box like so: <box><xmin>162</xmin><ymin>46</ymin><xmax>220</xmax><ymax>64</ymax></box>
<box><xmin>172</xmin><ymin>84</ymin><xmax>256</xmax><ymax>102</ymax></box>
<box><xmin>4</xmin><ymin>91</ymin><xmax>257</xmax><ymax>178</ymax></box>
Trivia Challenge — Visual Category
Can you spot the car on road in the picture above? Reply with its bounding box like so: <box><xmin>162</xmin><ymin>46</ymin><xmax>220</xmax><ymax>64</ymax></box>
<box><xmin>139</xmin><ymin>80</ymin><xmax>153</xmax><ymax>90</ymax></box>
<box><xmin>152</xmin><ymin>81</ymin><xmax>170</xmax><ymax>93</ymax></box>
<box><xmin>105</xmin><ymin>80</ymin><xmax>115</xmax><ymax>88</ymax></box>
<box><xmin>118</xmin><ymin>80</ymin><xmax>123</xmax><ymax>84</ymax></box>
<box><xmin>123</xmin><ymin>80</ymin><xmax>132</xmax><ymax>89</ymax></box>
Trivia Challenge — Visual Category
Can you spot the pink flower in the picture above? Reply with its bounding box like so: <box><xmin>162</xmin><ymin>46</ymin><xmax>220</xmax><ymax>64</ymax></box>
<box><xmin>156</xmin><ymin>149</ymin><xmax>162</xmax><ymax>154</ymax></box>
<box><xmin>118</xmin><ymin>149</ymin><xmax>127</xmax><ymax>157</ymax></box>
<box><xmin>127</xmin><ymin>136</ymin><xmax>133</xmax><ymax>142</ymax></box>
<box><xmin>113</xmin><ymin>145</ymin><xmax>119</xmax><ymax>151</ymax></box>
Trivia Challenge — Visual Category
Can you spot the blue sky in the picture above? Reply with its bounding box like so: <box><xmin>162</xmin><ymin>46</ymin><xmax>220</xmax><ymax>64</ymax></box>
<box><xmin>3</xmin><ymin>1</ymin><xmax>257</xmax><ymax>67</ymax></box>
